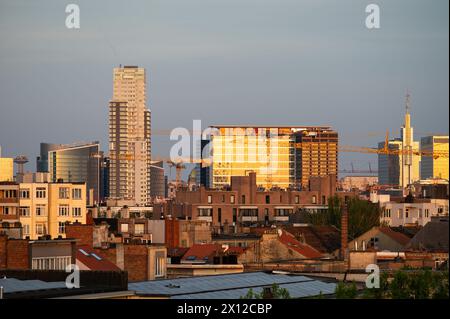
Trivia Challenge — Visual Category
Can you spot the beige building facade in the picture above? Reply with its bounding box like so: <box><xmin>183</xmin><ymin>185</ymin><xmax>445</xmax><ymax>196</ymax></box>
<box><xmin>109</xmin><ymin>66</ymin><xmax>151</xmax><ymax>206</ymax></box>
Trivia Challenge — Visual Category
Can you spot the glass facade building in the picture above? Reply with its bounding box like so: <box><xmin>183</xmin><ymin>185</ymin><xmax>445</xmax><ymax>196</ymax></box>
<box><xmin>209</xmin><ymin>126</ymin><xmax>338</xmax><ymax>190</ymax></box>
<box><xmin>44</xmin><ymin>142</ymin><xmax>101</xmax><ymax>204</ymax></box>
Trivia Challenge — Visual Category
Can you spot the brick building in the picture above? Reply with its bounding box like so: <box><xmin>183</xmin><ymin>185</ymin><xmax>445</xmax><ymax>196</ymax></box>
<box><xmin>65</xmin><ymin>222</ymin><xmax>167</xmax><ymax>282</ymax></box>
<box><xmin>0</xmin><ymin>234</ymin><xmax>77</xmax><ymax>270</ymax></box>
<box><xmin>155</xmin><ymin>172</ymin><xmax>337</xmax><ymax>230</ymax></box>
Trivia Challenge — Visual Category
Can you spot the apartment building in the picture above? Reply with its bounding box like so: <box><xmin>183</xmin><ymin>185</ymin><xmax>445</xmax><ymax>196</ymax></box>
<box><xmin>109</xmin><ymin>66</ymin><xmax>151</xmax><ymax>206</ymax></box>
<box><xmin>1</xmin><ymin>182</ymin><xmax>86</xmax><ymax>239</ymax></box>
<box><xmin>380</xmin><ymin>199</ymin><xmax>449</xmax><ymax>227</ymax></box>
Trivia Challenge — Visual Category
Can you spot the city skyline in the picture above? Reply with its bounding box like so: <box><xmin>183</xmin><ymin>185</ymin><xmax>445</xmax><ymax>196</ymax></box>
<box><xmin>0</xmin><ymin>0</ymin><xmax>448</xmax><ymax>175</ymax></box>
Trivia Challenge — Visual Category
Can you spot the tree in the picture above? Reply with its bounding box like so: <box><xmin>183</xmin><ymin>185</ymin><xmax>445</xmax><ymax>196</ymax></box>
<box><xmin>241</xmin><ymin>284</ymin><xmax>291</xmax><ymax>299</ymax></box>
<box><xmin>301</xmin><ymin>196</ymin><xmax>380</xmax><ymax>239</ymax></box>
<box><xmin>335</xmin><ymin>281</ymin><xmax>358</xmax><ymax>299</ymax></box>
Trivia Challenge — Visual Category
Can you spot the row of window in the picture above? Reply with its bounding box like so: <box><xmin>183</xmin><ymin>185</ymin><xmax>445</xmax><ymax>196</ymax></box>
<box><xmin>23</xmin><ymin>221</ymin><xmax>70</xmax><ymax>236</ymax></box>
<box><xmin>206</xmin><ymin>194</ymin><xmax>321</xmax><ymax>205</ymax></box>
<box><xmin>18</xmin><ymin>187</ymin><xmax>83</xmax><ymax>200</ymax></box>
<box><xmin>19</xmin><ymin>206</ymin><xmax>82</xmax><ymax>217</ymax></box>
<box><xmin>32</xmin><ymin>256</ymin><xmax>71</xmax><ymax>270</ymax></box>
<box><xmin>382</xmin><ymin>208</ymin><xmax>431</xmax><ymax>219</ymax></box>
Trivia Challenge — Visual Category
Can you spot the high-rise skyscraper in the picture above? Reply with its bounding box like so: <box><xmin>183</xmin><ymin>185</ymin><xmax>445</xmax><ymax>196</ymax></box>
<box><xmin>109</xmin><ymin>66</ymin><xmax>151</xmax><ymax>205</ymax></box>
<box><xmin>209</xmin><ymin>126</ymin><xmax>338</xmax><ymax>190</ymax></box>
<box><xmin>420</xmin><ymin>135</ymin><xmax>449</xmax><ymax>180</ymax></box>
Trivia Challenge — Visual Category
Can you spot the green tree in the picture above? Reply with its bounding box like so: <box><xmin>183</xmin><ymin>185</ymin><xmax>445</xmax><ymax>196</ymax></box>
<box><xmin>302</xmin><ymin>196</ymin><xmax>380</xmax><ymax>238</ymax></box>
<box><xmin>241</xmin><ymin>284</ymin><xmax>291</xmax><ymax>299</ymax></box>
<box><xmin>335</xmin><ymin>281</ymin><xmax>358</xmax><ymax>299</ymax></box>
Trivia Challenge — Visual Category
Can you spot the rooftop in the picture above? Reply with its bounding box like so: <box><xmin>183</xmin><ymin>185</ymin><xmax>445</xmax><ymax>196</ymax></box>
<box><xmin>128</xmin><ymin>271</ymin><xmax>336</xmax><ymax>299</ymax></box>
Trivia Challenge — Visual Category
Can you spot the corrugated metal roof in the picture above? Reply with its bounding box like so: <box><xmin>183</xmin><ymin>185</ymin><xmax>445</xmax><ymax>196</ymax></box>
<box><xmin>128</xmin><ymin>272</ymin><xmax>336</xmax><ymax>299</ymax></box>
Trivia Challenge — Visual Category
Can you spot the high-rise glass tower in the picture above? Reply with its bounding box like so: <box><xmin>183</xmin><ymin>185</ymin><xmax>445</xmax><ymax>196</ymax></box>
<box><xmin>109</xmin><ymin>66</ymin><xmax>151</xmax><ymax>205</ymax></box>
<box><xmin>209</xmin><ymin>126</ymin><xmax>338</xmax><ymax>190</ymax></box>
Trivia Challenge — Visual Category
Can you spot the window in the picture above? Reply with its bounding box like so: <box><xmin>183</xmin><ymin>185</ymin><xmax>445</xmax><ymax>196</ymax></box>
<box><xmin>312</xmin><ymin>195</ymin><xmax>317</xmax><ymax>204</ymax></box>
<box><xmin>222</xmin><ymin>195</ymin><xmax>225</xmax><ymax>203</ymax></box>
<box><xmin>59</xmin><ymin>187</ymin><xmax>70</xmax><ymax>199</ymax></box>
<box><xmin>198</xmin><ymin>208</ymin><xmax>212</xmax><ymax>217</ymax></box>
<box><xmin>230</xmin><ymin>195</ymin><xmax>235</xmax><ymax>204</ymax></box>
<box><xmin>419</xmin><ymin>209</ymin><xmax>422</xmax><ymax>218</ymax></box>
<box><xmin>135</xmin><ymin>224</ymin><xmax>145</xmax><ymax>235</ymax></box>
<box><xmin>72</xmin><ymin>188</ymin><xmax>82</xmax><ymax>200</ymax></box>
<box><xmin>58</xmin><ymin>222</ymin><xmax>66</xmax><ymax>234</ymax></box>
<box><xmin>23</xmin><ymin>224</ymin><xmax>30</xmax><ymax>235</ymax></box>
<box><xmin>218</xmin><ymin>208</ymin><xmax>222</xmax><ymax>223</ymax></box>
<box><xmin>36</xmin><ymin>187</ymin><xmax>46</xmax><ymax>199</ymax></box>
<box><xmin>32</xmin><ymin>256</ymin><xmax>71</xmax><ymax>271</ymax></box>
<box><xmin>120</xmin><ymin>223</ymin><xmax>129</xmax><ymax>233</ymax></box>
<box><xmin>295</xmin><ymin>195</ymin><xmax>299</xmax><ymax>204</ymax></box>
<box><xmin>58</xmin><ymin>205</ymin><xmax>69</xmax><ymax>216</ymax></box>
<box><xmin>233</xmin><ymin>208</ymin><xmax>237</xmax><ymax>223</ymax></box>
<box><xmin>20</xmin><ymin>189</ymin><xmax>30</xmax><ymax>199</ymax></box>
<box><xmin>242</xmin><ymin>195</ymin><xmax>246</xmax><ymax>204</ymax></box>
<box><xmin>36</xmin><ymin>223</ymin><xmax>47</xmax><ymax>236</ymax></box>
<box><xmin>405</xmin><ymin>209</ymin><xmax>409</xmax><ymax>218</ymax></box>
<box><xmin>265</xmin><ymin>195</ymin><xmax>270</xmax><ymax>204</ymax></box>
<box><xmin>36</xmin><ymin>204</ymin><xmax>46</xmax><ymax>216</ymax></box>
<box><xmin>207</xmin><ymin>195</ymin><xmax>212</xmax><ymax>204</ymax></box>
<box><xmin>155</xmin><ymin>255</ymin><xmax>165</xmax><ymax>277</ymax></box>
<box><xmin>425</xmin><ymin>209</ymin><xmax>430</xmax><ymax>218</ymax></box>
<box><xmin>20</xmin><ymin>206</ymin><xmax>30</xmax><ymax>217</ymax></box>
<box><xmin>72</xmin><ymin>207</ymin><xmax>82</xmax><ymax>217</ymax></box>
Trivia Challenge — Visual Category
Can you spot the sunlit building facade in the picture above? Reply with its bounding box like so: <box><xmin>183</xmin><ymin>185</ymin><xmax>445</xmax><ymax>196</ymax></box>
<box><xmin>421</xmin><ymin>135</ymin><xmax>449</xmax><ymax>180</ymax></box>
<box><xmin>109</xmin><ymin>66</ymin><xmax>151</xmax><ymax>206</ymax></box>
<box><xmin>209</xmin><ymin>126</ymin><xmax>338</xmax><ymax>190</ymax></box>
<box><xmin>0</xmin><ymin>157</ymin><xmax>13</xmax><ymax>182</ymax></box>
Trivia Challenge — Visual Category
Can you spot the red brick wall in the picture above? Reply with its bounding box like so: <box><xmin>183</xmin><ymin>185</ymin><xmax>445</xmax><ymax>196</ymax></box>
<box><xmin>66</xmin><ymin>224</ymin><xmax>93</xmax><ymax>247</ymax></box>
<box><xmin>123</xmin><ymin>245</ymin><xmax>148</xmax><ymax>282</ymax></box>
<box><xmin>0</xmin><ymin>235</ymin><xmax>7</xmax><ymax>269</ymax></box>
<box><xmin>165</xmin><ymin>219</ymin><xmax>179</xmax><ymax>250</ymax></box>
<box><xmin>6</xmin><ymin>240</ymin><xmax>29</xmax><ymax>269</ymax></box>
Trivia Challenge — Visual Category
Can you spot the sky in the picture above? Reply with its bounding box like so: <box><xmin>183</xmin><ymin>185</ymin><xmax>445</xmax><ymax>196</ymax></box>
<box><xmin>0</xmin><ymin>0</ymin><xmax>448</xmax><ymax>178</ymax></box>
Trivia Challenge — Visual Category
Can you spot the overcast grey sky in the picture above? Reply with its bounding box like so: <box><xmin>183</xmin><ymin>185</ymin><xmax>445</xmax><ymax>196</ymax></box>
<box><xmin>0</xmin><ymin>0</ymin><xmax>448</xmax><ymax>175</ymax></box>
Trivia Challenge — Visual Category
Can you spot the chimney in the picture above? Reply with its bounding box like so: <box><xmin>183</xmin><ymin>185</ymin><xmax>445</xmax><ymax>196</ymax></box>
<box><xmin>340</xmin><ymin>203</ymin><xmax>349</xmax><ymax>261</ymax></box>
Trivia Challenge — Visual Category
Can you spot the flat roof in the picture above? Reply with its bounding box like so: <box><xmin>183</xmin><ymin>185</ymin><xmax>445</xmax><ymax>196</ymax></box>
<box><xmin>129</xmin><ymin>271</ymin><xmax>336</xmax><ymax>299</ymax></box>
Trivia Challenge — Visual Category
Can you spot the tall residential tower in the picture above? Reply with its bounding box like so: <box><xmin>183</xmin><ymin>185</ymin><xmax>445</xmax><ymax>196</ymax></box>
<box><xmin>109</xmin><ymin>66</ymin><xmax>151</xmax><ymax>205</ymax></box>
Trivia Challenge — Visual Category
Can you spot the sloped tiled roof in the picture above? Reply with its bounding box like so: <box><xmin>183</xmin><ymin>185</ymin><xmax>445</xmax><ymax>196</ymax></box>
<box><xmin>76</xmin><ymin>245</ymin><xmax>121</xmax><ymax>271</ymax></box>
<box><xmin>378</xmin><ymin>227</ymin><xmax>411</xmax><ymax>246</ymax></box>
<box><xmin>181</xmin><ymin>244</ymin><xmax>245</xmax><ymax>262</ymax></box>
<box><xmin>278</xmin><ymin>230</ymin><xmax>323</xmax><ymax>259</ymax></box>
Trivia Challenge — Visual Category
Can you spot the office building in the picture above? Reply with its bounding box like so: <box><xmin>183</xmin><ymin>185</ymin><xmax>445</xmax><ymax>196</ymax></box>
<box><xmin>378</xmin><ymin>97</ymin><xmax>421</xmax><ymax>188</ymax></box>
<box><xmin>420</xmin><ymin>135</ymin><xmax>449</xmax><ymax>180</ymax></box>
<box><xmin>109</xmin><ymin>66</ymin><xmax>151</xmax><ymax>206</ymax></box>
<box><xmin>209</xmin><ymin>126</ymin><xmax>338</xmax><ymax>190</ymax></box>
<box><xmin>37</xmin><ymin>142</ymin><xmax>101</xmax><ymax>205</ymax></box>
<box><xmin>150</xmin><ymin>161</ymin><xmax>165</xmax><ymax>198</ymax></box>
